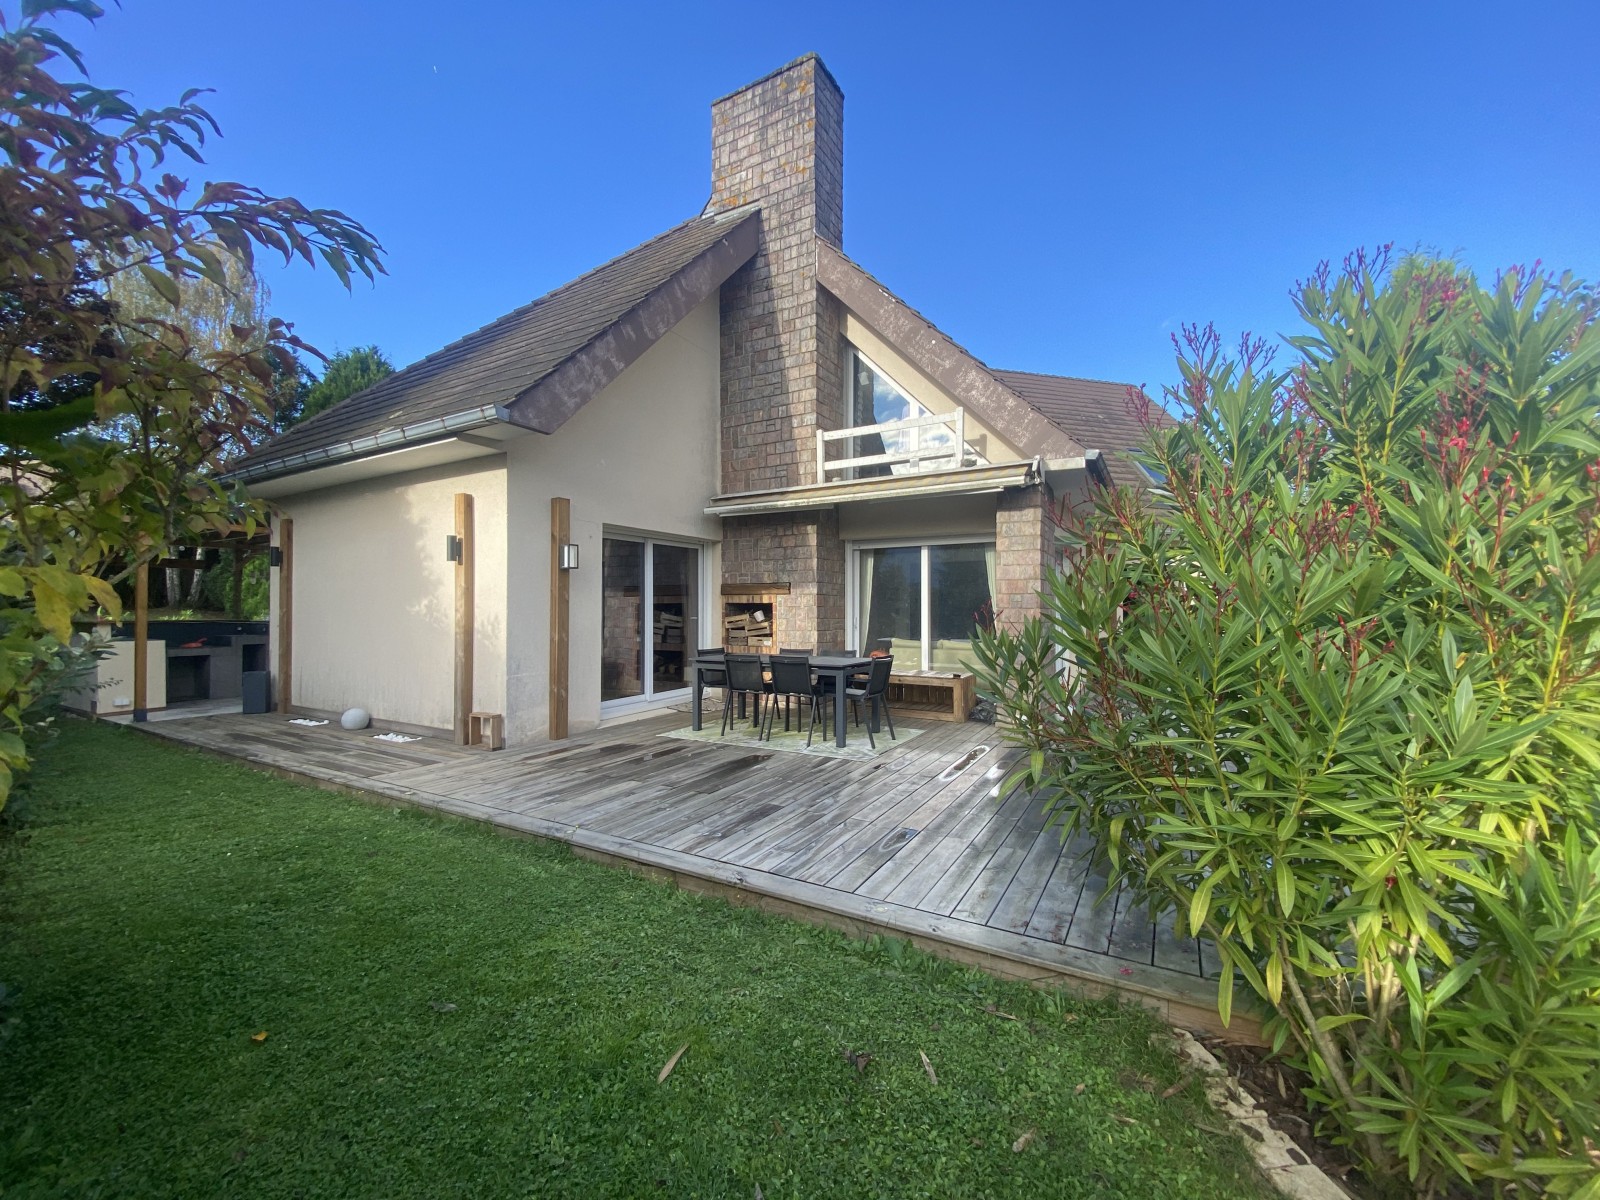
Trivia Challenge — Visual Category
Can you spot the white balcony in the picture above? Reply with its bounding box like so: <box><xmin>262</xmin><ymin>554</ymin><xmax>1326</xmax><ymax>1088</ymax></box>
<box><xmin>816</xmin><ymin>408</ymin><xmax>970</xmax><ymax>483</ymax></box>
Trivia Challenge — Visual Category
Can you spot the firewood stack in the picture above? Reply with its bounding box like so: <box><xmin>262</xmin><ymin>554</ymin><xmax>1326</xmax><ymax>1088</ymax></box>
<box><xmin>723</xmin><ymin>607</ymin><xmax>771</xmax><ymax>647</ymax></box>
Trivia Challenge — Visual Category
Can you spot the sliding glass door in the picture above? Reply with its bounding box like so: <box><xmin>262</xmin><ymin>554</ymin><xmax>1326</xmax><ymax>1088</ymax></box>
<box><xmin>853</xmin><ymin>540</ymin><xmax>995</xmax><ymax>671</ymax></box>
<box><xmin>601</xmin><ymin>534</ymin><xmax>701</xmax><ymax>709</ymax></box>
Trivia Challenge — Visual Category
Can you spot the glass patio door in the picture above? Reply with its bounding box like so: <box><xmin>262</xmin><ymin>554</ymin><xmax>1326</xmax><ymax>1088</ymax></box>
<box><xmin>853</xmin><ymin>539</ymin><xmax>995</xmax><ymax>671</ymax></box>
<box><xmin>601</xmin><ymin>535</ymin><xmax>700</xmax><ymax>709</ymax></box>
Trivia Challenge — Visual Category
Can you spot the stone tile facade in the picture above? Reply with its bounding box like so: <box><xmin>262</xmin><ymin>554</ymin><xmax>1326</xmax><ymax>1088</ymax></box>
<box><xmin>709</xmin><ymin>55</ymin><xmax>848</xmax><ymax>650</ymax></box>
<box><xmin>719</xmin><ymin>510</ymin><xmax>844</xmax><ymax>651</ymax></box>
<box><xmin>703</xmin><ymin>55</ymin><xmax>1064</xmax><ymax>656</ymax></box>
<box><xmin>994</xmin><ymin>484</ymin><xmax>1060</xmax><ymax>629</ymax></box>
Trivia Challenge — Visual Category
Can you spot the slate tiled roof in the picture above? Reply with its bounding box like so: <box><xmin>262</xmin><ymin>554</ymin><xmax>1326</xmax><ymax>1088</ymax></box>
<box><xmin>815</xmin><ymin>241</ymin><xmax>1086</xmax><ymax>463</ymax></box>
<box><xmin>235</xmin><ymin>207</ymin><xmax>758</xmax><ymax>479</ymax></box>
<box><xmin>992</xmin><ymin>369</ymin><xmax>1169</xmax><ymax>487</ymax></box>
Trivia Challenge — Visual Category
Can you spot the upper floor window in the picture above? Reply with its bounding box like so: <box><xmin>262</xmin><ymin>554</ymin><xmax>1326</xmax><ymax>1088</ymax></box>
<box><xmin>842</xmin><ymin>347</ymin><xmax>983</xmax><ymax>479</ymax></box>
<box><xmin>851</xmin><ymin>348</ymin><xmax>918</xmax><ymax>428</ymax></box>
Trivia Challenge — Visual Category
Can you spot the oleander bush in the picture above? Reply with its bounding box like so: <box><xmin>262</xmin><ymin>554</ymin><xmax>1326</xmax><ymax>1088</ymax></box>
<box><xmin>973</xmin><ymin>251</ymin><xmax>1600</xmax><ymax>1198</ymax></box>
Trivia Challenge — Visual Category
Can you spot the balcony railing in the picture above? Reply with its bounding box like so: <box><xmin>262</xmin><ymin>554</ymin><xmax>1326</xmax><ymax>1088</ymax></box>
<box><xmin>816</xmin><ymin>408</ymin><xmax>967</xmax><ymax>483</ymax></box>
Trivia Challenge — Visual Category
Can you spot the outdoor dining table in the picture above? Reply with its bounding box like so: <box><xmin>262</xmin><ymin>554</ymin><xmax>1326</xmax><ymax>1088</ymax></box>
<box><xmin>689</xmin><ymin>652</ymin><xmax>874</xmax><ymax>749</ymax></box>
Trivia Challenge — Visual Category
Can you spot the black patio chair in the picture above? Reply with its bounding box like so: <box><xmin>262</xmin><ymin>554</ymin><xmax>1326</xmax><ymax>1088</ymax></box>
<box><xmin>697</xmin><ymin>646</ymin><xmax>727</xmax><ymax>689</ymax></box>
<box><xmin>720</xmin><ymin>653</ymin><xmax>769</xmax><ymax>736</ymax></box>
<box><xmin>844</xmin><ymin>655</ymin><xmax>896</xmax><ymax>749</ymax></box>
<box><xmin>764</xmin><ymin>655</ymin><xmax>820</xmax><ymax>742</ymax></box>
<box><xmin>772</xmin><ymin>649</ymin><xmax>815</xmax><ymax>729</ymax></box>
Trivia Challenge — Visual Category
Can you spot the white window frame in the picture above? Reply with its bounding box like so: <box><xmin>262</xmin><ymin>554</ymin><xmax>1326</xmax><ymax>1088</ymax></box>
<box><xmin>599</xmin><ymin>530</ymin><xmax>711</xmax><ymax>716</ymax></box>
<box><xmin>845</xmin><ymin>535</ymin><xmax>996</xmax><ymax>672</ymax></box>
<box><xmin>835</xmin><ymin>345</ymin><xmax>984</xmax><ymax>481</ymax></box>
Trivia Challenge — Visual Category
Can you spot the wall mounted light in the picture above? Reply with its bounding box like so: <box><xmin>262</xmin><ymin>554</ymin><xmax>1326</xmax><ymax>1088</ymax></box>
<box><xmin>559</xmin><ymin>543</ymin><xmax>580</xmax><ymax>571</ymax></box>
<box><xmin>446</xmin><ymin>534</ymin><xmax>463</xmax><ymax>563</ymax></box>
<box><xmin>269</xmin><ymin>546</ymin><xmax>283</xmax><ymax>567</ymax></box>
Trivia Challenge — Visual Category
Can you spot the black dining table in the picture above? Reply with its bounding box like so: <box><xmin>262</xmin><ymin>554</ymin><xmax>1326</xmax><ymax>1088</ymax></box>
<box><xmin>690</xmin><ymin>653</ymin><xmax>874</xmax><ymax>749</ymax></box>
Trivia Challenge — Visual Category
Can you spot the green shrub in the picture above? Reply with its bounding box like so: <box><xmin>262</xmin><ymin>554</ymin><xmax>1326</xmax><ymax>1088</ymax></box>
<box><xmin>197</xmin><ymin>555</ymin><xmax>268</xmax><ymax>619</ymax></box>
<box><xmin>973</xmin><ymin>253</ymin><xmax>1600</xmax><ymax>1198</ymax></box>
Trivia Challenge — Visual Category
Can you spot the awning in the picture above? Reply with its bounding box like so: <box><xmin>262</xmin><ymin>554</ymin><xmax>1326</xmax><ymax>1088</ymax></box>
<box><xmin>706</xmin><ymin>459</ymin><xmax>1065</xmax><ymax>518</ymax></box>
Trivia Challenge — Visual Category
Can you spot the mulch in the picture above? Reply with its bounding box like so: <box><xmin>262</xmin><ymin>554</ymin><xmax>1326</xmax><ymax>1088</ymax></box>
<box><xmin>1197</xmin><ymin>1036</ymin><xmax>1373</xmax><ymax>1197</ymax></box>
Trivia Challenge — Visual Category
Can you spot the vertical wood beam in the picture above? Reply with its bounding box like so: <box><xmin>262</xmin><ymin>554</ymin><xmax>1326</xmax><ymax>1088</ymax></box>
<box><xmin>276</xmin><ymin>518</ymin><xmax>294</xmax><ymax>714</ymax></box>
<box><xmin>133</xmin><ymin>559</ymin><xmax>149</xmax><ymax>722</ymax></box>
<box><xmin>549</xmin><ymin>496</ymin><xmax>571</xmax><ymax>740</ymax></box>
<box><xmin>454</xmin><ymin>493</ymin><xmax>475</xmax><ymax>744</ymax></box>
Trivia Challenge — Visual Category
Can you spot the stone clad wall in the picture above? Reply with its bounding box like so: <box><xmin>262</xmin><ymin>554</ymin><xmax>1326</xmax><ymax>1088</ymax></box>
<box><xmin>708</xmin><ymin>55</ymin><xmax>847</xmax><ymax>651</ymax></box>
<box><xmin>718</xmin><ymin>510</ymin><xmax>845</xmax><ymax>652</ymax></box>
<box><xmin>994</xmin><ymin>484</ymin><xmax>1059</xmax><ymax>629</ymax></box>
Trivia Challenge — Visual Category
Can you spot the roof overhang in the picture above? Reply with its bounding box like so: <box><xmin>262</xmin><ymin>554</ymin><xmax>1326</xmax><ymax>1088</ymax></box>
<box><xmin>706</xmin><ymin>459</ymin><xmax>1074</xmax><ymax>517</ymax></box>
<box><xmin>242</xmin><ymin>433</ymin><xmax>510</xmax><ymax>499</ymax></box>
<box><xmin>816</xmin><ymin>240</ymin><xmax>1087</xmax><ymax>461</ymax></box>
<box><xmin>1047</xmin><ymin>450</ymin><xmax>1110</xmax><ymax>491</ymax></box>
<box><xmin>229</xmin><ymin>208</ymin><xmax>761</xmax><ymax>489</ymax></box>
<box><xmin>226</xmin><ymin>404</ymin><xmax>518</xmax><ymax>487</ymax></box>
<box><xmin>505</xmin><ymin>210</ymin><xmax>759</xmax><ymax>434</ymax></box>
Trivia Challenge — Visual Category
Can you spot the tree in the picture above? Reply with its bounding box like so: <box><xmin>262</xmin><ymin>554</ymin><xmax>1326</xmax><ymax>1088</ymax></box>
<box><xmin>974</xmin><ymin>253</ymin><xmax>1600</xmax><ymax>1196</ymax></box>
<box><xmin>106</xmin><ymin>242</ymin><xmax>273</xmax><ymax>603</ymax></box>
<box><xmin>0</xmin><ymin>1</ymin><xmax>384</xmax><ymax>804</ymax></box>
<box><xmin>106</xmin><ymin>240</ymin><xmax>269</xmax><ymax>358</ymax></box>
<box><xmin>296</xmin><ymin>344</ymin><xmax>393</xmax><ymax>423</ymax></box>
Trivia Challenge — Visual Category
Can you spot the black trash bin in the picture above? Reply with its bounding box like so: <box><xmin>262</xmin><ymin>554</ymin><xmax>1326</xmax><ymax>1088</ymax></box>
<box><xmin>241</xmin><ymin>670</ymin><xmax>270</xmax><ymax>714</ymax></box>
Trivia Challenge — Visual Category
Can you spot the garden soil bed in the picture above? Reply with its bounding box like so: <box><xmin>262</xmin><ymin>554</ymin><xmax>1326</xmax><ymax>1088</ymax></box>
<box><xmin>1199</xmin><ymin>1037</ymin><xmax>1371</xmax><ymax>1198</ymax></box>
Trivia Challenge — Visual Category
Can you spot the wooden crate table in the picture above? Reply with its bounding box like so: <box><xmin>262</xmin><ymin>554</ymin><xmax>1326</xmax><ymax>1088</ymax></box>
<box><xmin>466</xmin><ymin>710</ymin><xmax>505</xmax><ymax>751</ymax></box>
<box><xmin>885</xmin><ymin>670</ymin><xmax>975</xmax><ymax>723</ymax></box>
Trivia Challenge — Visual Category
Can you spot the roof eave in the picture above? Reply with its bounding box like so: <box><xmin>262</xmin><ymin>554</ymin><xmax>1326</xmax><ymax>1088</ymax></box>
<box><xmin>224</xmin><ymin>404</ymin><xmax>518</xmax><ymax>486</ymax></box>
<box><xmin>815</xmin><ymin>240</ymin><xmax>1087</xmax><ymax>461</ymax></box>
<box><xmin>505</xmin><ymin>210</ymin><xmax>760</xmax><ymax>434</ymax></box>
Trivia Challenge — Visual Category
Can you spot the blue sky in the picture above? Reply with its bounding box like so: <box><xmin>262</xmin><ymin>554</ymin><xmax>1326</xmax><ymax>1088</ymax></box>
<box><xmin>70</xmin><ymin>0</ymin><xmax>1600</xmax><ymax>396</ymax></box>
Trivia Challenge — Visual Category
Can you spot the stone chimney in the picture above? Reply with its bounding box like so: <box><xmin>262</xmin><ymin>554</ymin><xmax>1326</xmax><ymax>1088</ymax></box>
<box><xmin>709</xmin><ymin>53</ymin><xmax>844</xmax><ymax>496</ymax></box>
<box><xmin>709</xmin><ymin>54</ymin><xmax>848</xmax><ymax>651</ymax></box>
<box><xmin>708</xmin><ymin>53</ymin><xmax>843</xmax><ymax>245</ymax></box>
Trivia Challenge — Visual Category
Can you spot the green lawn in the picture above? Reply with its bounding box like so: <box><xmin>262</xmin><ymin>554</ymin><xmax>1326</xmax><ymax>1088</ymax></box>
<box><xmin>0</xmin><ymin>721</ymin><xmax>1270</xmax><ymax>1199</ymax></box>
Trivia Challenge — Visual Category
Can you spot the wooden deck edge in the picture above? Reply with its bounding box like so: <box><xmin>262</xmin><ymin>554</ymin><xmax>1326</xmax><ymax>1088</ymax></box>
<box><xmin>541</xmin><ymin>824</ymin><xmax>1257</xmax><ymax>1043</ymax></box>
<box><xmin>128</xmin><ymin>721</ymin><xmax>1264</xmax><ymax>1045</ymax></box>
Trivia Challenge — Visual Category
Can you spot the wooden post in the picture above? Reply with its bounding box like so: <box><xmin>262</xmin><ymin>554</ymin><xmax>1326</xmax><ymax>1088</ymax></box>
<box><xmin>453</xmin><ymin>493</ymin><xmax>475</xmax><ymax>744</ymax></box>
<box><xmin>275</xmin><ymin>518</ymin><xmax>293</xmax><ymax>714</ymax></box>
<box><xmin>133</xmin><ymin>559</ymin><xmax>149</xmax><ymax>722</ymax></box>
<box><xmin>549</xmin><ymin>496</ymin><xmax>571</xmax><ymax>740</ymax></box>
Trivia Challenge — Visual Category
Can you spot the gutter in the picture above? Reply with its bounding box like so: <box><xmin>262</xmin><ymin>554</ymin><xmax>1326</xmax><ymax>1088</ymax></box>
<box><xmin>226</xmin><ymin>404</ymin><xmax>516</xmax><ymax>484</ymax></box>
<box><xmin>1042</xmin><ymin>450</ymin><xmax>1109</xmax><ymax>487</ymax></box>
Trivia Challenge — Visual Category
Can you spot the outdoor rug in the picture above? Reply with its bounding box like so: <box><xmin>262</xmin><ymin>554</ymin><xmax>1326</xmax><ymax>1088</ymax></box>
<box><xmin>660</xmin><ymin>719</ymin><xmax>925</xmax><ymax>762</ymax></box>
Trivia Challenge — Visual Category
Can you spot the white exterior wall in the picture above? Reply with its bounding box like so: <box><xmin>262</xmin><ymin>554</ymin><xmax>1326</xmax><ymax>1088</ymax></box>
<box><xmin>270</xmin><ymin>459</ymin><xmax>507</xmax><ymax>733</ymax></box>
<box><xmin>504</xmin><ymin>296</ymin><xmax>722</xmax><ymax>742</ymax></box>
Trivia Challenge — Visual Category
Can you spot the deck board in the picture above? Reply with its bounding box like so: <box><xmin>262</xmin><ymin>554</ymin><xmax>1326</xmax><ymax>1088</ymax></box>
<box><xmin>133</xmin><ymin>708</ymin><xmax>1221</xmax><ymax>1029</ymax></box>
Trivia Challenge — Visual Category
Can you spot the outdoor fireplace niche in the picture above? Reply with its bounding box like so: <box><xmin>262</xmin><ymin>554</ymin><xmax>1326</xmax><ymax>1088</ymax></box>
<box><xmin>720</xmin><ymin>584</ymin><xmax>786</xmax><ymax>650</ymax></box>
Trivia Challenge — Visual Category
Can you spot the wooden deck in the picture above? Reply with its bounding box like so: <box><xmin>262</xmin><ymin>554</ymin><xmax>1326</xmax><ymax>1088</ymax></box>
<box><xmin>135</xmin><ymin>709</ymin><xmax>1241</xmax><ymax>1036</ymax></box>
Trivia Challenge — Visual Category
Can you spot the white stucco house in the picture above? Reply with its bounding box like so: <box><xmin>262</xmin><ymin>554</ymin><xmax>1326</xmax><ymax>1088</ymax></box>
<box><xmin>231</xmin><ymin>54</ymin><xmax>1153</xmax><ymax>745</ymax></box>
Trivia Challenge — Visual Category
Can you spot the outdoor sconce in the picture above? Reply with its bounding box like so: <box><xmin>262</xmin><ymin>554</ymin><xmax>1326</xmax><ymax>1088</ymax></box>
<box><xmin>269</xmin><ymin>546</ymin><xmax>283</xmax><ymax>567</ymax></box>
<box><xmin>446</xmin><ymin>534</ymin><xmax>464</xmax><ymax>563</ymax></box>
<box><xmin>559</xmin><ymin>543</ymin><xmax>580</xmax><ymax>571</ymax></box>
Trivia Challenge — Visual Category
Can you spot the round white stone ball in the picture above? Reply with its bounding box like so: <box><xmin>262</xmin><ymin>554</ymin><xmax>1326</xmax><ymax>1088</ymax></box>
<box><xmin>340</xmin><ymin>707</ymin><xmax>371</xmax><ymax>730</ymax></box>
